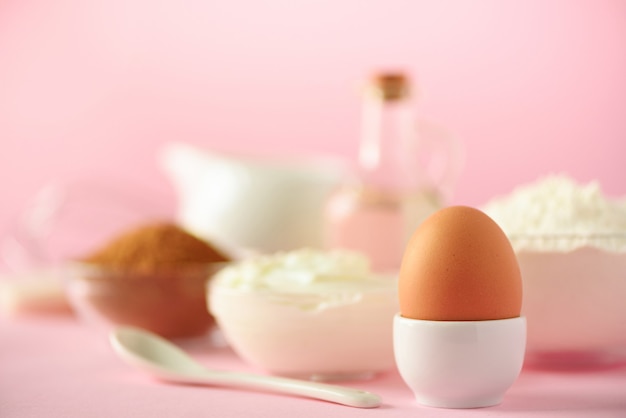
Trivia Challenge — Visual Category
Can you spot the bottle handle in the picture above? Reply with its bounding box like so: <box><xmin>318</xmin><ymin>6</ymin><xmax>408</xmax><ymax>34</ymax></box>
<box><xmin>413</xmin><ymin>119</ymin><xmax>464</xmax><ymax>203</ymax></box>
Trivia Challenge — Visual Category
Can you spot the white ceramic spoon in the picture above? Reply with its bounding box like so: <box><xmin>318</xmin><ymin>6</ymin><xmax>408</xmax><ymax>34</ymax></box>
<box><xmin>109</xmin><ymin>326</ymin><xmax>382</xmax><ymax>408</ymax></box>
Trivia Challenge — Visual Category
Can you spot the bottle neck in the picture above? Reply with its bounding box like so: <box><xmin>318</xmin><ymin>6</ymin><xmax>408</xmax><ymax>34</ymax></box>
<box><xmin>357</xmin><ymin>92</ymin><xmax>419</xmax><ymax>191</ymax></box>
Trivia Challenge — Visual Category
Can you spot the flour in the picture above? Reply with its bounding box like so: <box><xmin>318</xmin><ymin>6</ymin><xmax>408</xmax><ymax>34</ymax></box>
<box><xmin>482</xmin><ymin>175</ymin><xmax>626</xmax><ymax>251</ymax></box>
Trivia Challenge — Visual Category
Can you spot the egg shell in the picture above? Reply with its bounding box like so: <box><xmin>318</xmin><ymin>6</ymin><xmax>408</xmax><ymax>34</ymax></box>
<box><xmin>399</xmin><ymin>205</ymin><xmax>522</xmax><ymax>321</ymax></box>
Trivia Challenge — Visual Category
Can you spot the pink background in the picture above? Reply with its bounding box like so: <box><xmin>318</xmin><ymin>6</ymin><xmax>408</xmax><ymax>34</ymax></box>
<box><xmin>2</xmin><ymin>4</ymin><xmax>626</xmax><ymax>415</ymax></box>
<box><xmin>1</xmin><ymin>0</ymin><xmax>625</xmax><ymax>262</ymax></box>
<box><xmin>2</xmin><ymin>316</ymin><xmax>626</xmax><ymax>417</ymax></box>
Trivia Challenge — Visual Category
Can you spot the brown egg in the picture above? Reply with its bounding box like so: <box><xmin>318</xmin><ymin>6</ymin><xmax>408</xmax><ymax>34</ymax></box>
<box><xmin>399</xmin><ymin>205</ymin><xmax>522</xmax><ymax>321</ymax></box>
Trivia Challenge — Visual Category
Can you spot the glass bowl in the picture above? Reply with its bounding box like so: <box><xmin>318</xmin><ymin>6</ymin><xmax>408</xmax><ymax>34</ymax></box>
<box><xmin>64</xmin><ymin>262</ymin><xmax>226</xmax><ymax>340</ymax></box>
<box><xmin>508</xmin><ymin>233</ymin><xmax>626</xmax><ymax>368</ymax></box>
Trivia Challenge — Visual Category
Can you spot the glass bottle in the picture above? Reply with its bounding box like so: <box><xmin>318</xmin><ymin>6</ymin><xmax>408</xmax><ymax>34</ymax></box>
<box><xmin>325</xmin><ymin>72</ymin><xmax>459</xmax><ymax>273</ymax></box>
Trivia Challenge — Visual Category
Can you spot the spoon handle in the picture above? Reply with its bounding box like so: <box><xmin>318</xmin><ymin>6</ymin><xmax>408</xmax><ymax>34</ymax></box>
<box><xmin>109</xmin><ymin>326</ymin><xmax>381</xmax><ymax>408</ymax></box>
<box><xmin>169</xmin><ymin>369</ymin><xmax>381</xmax><ymax>408</ymax></box>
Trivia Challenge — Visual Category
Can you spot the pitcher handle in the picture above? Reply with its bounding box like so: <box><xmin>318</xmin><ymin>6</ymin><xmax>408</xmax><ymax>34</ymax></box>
<box><xmin>414</xmin><ymin>118</ymin><xmax>464</xmax><ymax>203</ymax></box>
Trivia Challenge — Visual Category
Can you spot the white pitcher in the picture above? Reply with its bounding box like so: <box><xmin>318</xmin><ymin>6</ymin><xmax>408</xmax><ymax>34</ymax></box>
<box><xmin>160</xmin><ymin>142</ymin><xmax>344</xmax><ymax>254</ymax></box>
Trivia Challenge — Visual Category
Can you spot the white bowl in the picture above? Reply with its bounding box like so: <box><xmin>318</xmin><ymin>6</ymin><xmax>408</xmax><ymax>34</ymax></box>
<box><xmin>514</xmin><ymin>238</ymin><xmax>626</xmax><ymax>367</ymax></box>
<box><xmin>208</xmin><ymin>274</ymin><xmax>399</xmax><ymax>381</ymax></box>
<box><xmin>394</xmin><ymin>315</ymin><xmax>526</xmax><ymax>408</ymax></box>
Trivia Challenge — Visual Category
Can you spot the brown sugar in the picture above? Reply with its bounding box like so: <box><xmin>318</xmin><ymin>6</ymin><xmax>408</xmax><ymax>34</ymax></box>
<box><xmin>75</xmin><ymin>222</ymin><xmax>230</xmax><ymax>339</ymax></box>
<box><xmin>82</xmin><ymin>222</ymin><xmax>230</xmax><ymax>273</ymax></box>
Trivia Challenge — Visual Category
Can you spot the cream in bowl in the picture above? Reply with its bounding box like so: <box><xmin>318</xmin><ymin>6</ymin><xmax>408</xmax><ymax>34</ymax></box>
<box><xmin>208</xmin><ymin>249</ymin><xmax>398</xmax><ymax>381</ymax></box>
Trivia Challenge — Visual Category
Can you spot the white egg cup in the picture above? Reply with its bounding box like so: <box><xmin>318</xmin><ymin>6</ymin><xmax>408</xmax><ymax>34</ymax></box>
<box><xmin>393</xmin><ymin>314</ymin><xmax>526</xmax><ymax>408</ymax></box>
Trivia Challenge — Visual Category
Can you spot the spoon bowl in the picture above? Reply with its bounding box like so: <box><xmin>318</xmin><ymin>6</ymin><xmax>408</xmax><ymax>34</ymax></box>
<box><xmin>109</xmin><ymin>326</ymin><xmax>381</xmax><ymax>408</ymax></box>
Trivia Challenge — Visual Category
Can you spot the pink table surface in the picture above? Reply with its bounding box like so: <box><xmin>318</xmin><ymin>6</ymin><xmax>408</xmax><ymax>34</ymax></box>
<box><xmin>1</xmin><ymin>315</ymin><xmax>625</xmax><ymax>418</ymax></box>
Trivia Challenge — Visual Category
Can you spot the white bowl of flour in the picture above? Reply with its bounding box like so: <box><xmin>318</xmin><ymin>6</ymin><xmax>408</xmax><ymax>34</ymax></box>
<box><xmin>483</xmin><ymin>175</ymin><xmax>626</xmax><ymax>367</ymax></box>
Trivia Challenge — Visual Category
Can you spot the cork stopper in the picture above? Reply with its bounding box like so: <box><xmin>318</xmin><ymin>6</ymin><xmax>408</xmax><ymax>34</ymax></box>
<box><xmin>369</xmin><ymin>72</ymin><xmax>410</xmax><ymax>101</ymax></box>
